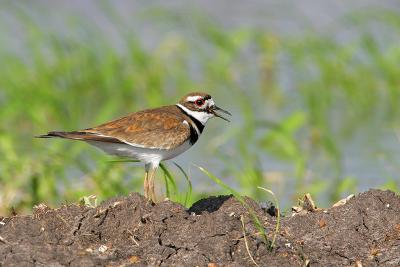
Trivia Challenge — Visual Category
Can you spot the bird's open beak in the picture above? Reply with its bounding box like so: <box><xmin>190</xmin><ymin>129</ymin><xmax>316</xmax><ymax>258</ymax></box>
<box><xmin>211</xmin><ymin>106</ymin><xmax>232</xmax><ymax>122</ymax></box>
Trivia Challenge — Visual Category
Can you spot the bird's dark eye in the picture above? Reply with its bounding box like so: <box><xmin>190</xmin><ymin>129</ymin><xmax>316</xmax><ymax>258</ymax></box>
<box><xmin>195</xmin><ymin>99</ymin><xmax>204</xmax><ymax>106</ymax></box>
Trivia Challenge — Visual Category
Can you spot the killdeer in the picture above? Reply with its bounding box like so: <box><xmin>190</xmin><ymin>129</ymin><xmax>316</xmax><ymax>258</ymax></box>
<box><xmin>38</xmin><ymin>92</ymin><xmax>231</xmax><ymax>202</ymax></box>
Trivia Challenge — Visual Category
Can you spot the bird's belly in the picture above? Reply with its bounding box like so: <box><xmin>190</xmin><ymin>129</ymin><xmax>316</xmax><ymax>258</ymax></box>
<box><xmin>86</xmin><ymin>140</ymin><xmax>192</xmax><ymax>164</ymax></box>
<box><xmin>160</xmin><ymin>140</ymin><xmax>193</xmax><ymax>160</ymax></box>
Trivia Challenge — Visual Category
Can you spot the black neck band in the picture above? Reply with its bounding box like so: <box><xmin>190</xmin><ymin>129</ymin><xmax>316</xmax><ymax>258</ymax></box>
<box><xmin>188</xmin><ymin>123</ymin><xmax>199</xmax><ymax>145</ymax></box>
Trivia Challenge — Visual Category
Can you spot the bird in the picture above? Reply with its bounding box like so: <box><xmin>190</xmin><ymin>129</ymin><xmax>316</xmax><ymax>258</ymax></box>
<box><xmin>37</xmin><ymin>92</ymin><xmax>231</xmax><ymax>202</ymax></box>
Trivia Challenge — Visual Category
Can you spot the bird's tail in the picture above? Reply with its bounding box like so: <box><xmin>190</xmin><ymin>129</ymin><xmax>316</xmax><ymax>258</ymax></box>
<box><xmin>35</xmin><ymin>131</ymin><xmax>88</xmax><ymax>140</ymax></box>
<box><xmin>36</xmin><ymin>131</ymin><xmax>125</xmax><ymax>144</ymax></box>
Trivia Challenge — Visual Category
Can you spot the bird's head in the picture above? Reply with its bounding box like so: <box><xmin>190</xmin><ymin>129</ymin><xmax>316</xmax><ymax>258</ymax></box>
<box><xmin>177</xmin><ymin>92</ymin><xmax>231</xmax><ymax>124</ymax></box>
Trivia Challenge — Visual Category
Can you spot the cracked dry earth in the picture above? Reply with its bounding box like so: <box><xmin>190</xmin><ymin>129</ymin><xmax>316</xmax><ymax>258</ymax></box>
<box><xmin>0</xmin><ymin>189</ymin><xmax>399</xmax><ymax>266</ymax></box>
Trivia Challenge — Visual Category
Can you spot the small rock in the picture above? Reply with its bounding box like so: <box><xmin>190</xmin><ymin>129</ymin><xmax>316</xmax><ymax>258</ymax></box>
<box><xmin>318</xmin><ymin>218</ymin><xmax>327</xmax><ymax>228</ymax></box>
<box><xmin>260</xmin><ymin>201</ymin><xmax>278</xmax><ymax>216</ymax></box>
<box><xmin>98</xmin><ymin>245</ymin><xmax>108</xmax><ymax>253</ymax></box>
<box><xmin>129</xmin><ymin>256</ymin><xmax>140</xmax><ymax>264</ymax></box>
<box><xmin>112</xmin><ymin>201</ymin><xmax>122</xmax><ymax>208</ymax></box>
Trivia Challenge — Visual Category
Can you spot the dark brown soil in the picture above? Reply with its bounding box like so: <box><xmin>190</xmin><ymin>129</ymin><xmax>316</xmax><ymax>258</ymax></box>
<box><xmin>0</xmin><ymin>189</ymin><xmax>399</xmax><ymax>266</ymax></box>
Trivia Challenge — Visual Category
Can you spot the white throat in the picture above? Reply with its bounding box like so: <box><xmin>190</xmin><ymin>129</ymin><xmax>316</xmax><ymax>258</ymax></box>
<box><xmin>176</xmin><ymin>104</ymin><xmax>213</xmax><ymax>125</ymax></box>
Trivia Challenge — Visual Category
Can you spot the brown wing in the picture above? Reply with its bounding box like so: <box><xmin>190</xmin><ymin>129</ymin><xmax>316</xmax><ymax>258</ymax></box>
<box><xmin>83</xmin><ymin>106</ymin><xmax>191</xmax><ymax>149</ymax></box>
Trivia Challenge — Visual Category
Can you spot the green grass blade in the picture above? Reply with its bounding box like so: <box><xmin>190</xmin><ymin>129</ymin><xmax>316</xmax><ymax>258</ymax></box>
<box><xmin>107</xmin><ymin>158</ymin><xmax>140</xmax><ymax>163</ymax></box>
<box><xmin>162</xmin><ymin>169</ymin><xmax>171</xmax><ymax>199</ymax></box>
<box><xmin>174</xmin><ymin>162</ymin><xmax>192</xmax><ymax>206</ymax></box>
<box><xmin>160</xmin><ymin>163</ymin><xmax>178</xmax><ymax>199</ymax></box>
<box><xmin>257</xmin><ymin>186</ymin><xmax>281</xmax><ymax>249</ymax></box>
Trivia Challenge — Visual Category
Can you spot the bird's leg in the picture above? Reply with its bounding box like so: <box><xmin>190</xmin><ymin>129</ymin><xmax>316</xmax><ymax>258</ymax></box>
<box><xmin>148</xmin><ymin>163</ymin><xmax>159</xmax><ymax>203</ymax></box>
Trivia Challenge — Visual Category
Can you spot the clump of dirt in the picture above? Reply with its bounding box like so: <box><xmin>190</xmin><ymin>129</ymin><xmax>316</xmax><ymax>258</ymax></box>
<box><xmin>0</xmin><ymin>189</ymin><xmax>399</xmax><ymax>266</ymax></box>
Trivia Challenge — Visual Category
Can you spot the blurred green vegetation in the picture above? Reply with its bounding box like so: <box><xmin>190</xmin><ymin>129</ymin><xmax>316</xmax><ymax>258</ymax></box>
<box><xmin>1</xmin><ymin>3</ymin><xmax>400</xmax><ymax>214</ymax></box>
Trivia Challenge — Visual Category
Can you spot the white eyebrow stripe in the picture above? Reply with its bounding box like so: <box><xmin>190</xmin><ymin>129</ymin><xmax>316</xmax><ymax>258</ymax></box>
<box><xmin>186</xmin><ymin>96</ymin><xmax>202</xmax><ymax>102</ymax></box>
<box><xmin>185</xmin><ymin>96</ymin><xmax>215</xmax><ymax>109</ymax></box>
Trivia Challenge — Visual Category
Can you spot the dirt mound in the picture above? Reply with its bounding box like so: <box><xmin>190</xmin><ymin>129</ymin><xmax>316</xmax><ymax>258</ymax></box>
<box><xmin>0</xmin><ymin>189</ymin><xmax>399</xmax><ymax>266</ymax></box>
